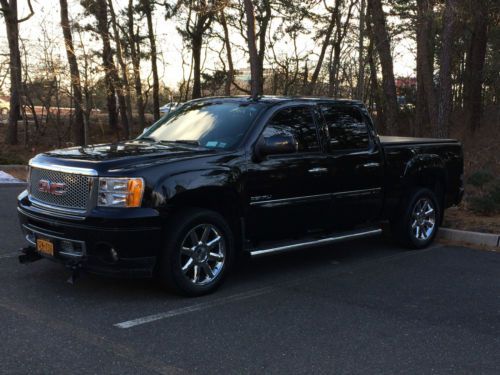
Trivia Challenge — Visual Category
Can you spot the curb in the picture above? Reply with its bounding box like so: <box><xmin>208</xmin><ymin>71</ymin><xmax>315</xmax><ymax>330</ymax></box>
<box><xmin>438</xmin><ymin>227</ymin><xmax>500</xmax><ymax>248</ymax></box>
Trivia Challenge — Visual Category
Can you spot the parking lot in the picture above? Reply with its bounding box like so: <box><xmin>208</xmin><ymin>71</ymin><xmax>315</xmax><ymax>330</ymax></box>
<box><xmin>1</xmin><ymin>184</ymin><xmax>499</xmax><ymax>374</ymax></box>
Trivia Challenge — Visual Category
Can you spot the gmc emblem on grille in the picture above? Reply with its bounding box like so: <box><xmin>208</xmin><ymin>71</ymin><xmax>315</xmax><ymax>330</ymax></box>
<box><xmin>38</xmin><ymin>180</ymin><xmax>66</xmax><ymax>196</ymax></box>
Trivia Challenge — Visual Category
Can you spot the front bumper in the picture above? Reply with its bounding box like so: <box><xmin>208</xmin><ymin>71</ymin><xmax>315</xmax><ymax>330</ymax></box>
<box><xmin>17</xmin><ymin>191</ymin><xmax>163</xmax><ymax>278</ymax></box>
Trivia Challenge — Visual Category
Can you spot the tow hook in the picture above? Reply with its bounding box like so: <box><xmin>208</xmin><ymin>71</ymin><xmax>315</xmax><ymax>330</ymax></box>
<box><xmin>66</xmin><ymin>262</ymin><xmax>82</xmax><ymax>285</ymax></box>
<box><xmin>18</xmin><ymin>246</ymin><xmax>42</xmax><ymax>264</ymax></box>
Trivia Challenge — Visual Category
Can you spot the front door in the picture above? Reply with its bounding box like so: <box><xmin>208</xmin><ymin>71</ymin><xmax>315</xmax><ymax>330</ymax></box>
<box><xmin>246</xmin><ymin>105</ymin><xmax>331</xmax><ymax>242</ymax></box>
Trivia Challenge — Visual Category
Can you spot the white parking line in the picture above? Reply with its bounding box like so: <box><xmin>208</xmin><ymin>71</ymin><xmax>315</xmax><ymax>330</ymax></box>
<box><xmin>114</xmin><ymin>286</ymin><xmax>277</xmax><ymax>329</ymax></box>
<box><xmin>0</xmin><ymin>252</ymin><xmax>18</xmax><ymax>259</ymax></box>
<box><xmin>114</xmin><ymin>245</ymin><xmax>442</xmax><ymax>329</ymax></box>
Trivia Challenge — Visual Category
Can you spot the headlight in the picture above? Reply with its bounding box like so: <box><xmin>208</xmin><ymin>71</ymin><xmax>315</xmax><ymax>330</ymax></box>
<box><xmin>98</xmin><ymin>177</ymin><xmax>144</xmax><ymax>207</ymax></box>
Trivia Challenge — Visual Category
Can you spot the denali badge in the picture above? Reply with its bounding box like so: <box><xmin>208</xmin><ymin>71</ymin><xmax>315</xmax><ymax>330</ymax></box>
<box><xmin>38</xmin><ymin>179</ymin><xmax>66</xmax><ymax>196</ymax></box>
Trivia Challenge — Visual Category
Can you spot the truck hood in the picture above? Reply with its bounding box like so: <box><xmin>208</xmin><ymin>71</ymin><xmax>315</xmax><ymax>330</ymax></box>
<box><xmin>33</xmin><ymin>140</ymin><xmax>220</xmax><ymax>173</ymax></box>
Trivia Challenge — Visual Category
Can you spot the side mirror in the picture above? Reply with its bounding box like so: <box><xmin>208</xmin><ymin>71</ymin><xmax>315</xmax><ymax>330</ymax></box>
<box><xmin>255</xmin><ymin>134</ymin><xmax>298</xmax><ymax>160</ymax></box>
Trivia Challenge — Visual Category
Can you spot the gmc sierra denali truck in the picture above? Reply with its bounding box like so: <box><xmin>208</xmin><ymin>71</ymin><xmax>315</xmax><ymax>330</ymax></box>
<box><xmin>18</xmin><ymin>97</ymin><xmax>464</xmax><ymax>296</ymax></box>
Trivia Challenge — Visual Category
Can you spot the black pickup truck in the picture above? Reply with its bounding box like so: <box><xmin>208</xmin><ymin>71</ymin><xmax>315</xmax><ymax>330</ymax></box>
<box><xmin>18</xmin><ymin>97</ymin><xmax>464</xmax><ymax>295</ymax></box>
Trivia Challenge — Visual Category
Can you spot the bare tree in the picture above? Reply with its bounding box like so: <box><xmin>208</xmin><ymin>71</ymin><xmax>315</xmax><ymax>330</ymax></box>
<box><xmin>219</xmin><ymin>8</ymin><xmax>234</xmax><ymax>96</ymax></box>
<box><xmin>356</xmin><ymin>0</ymin><xmax>366</xmax><ymax>100</ymax></box>
<box><xmin>367</xmin><ymin>0</ymin><xmax>398</xmax><ymax>134</ymax></box>
<box><xmin>436</xmin><ymin>0</ymin><xmax>458</xmax><ymax>138</ymax></box>
<box><xmin>416</xmin><ymin>0</ymin><xmax>437</xmax><ymax>136</ymax></box>
<box><xmin>304</xmin><ymin>1</ymin><xmax>339</xmax><ymax>95</ymax></box>
<box><xmin>126</xmin><ymin>0</ymin><xmax>146</xmax><ymax>128</ymax></box>
<box><xmin>0</xmin><ymin>0</ymin><xmax>34</xmax><ymax>145</ymax></box>
<box><xmin>108</xmin><ymin>0</ymin><xmax>133</xmax><ymax>138</ymax></box>
<box><xmin>59</xmin><ymin>0</ymin><xmax>86</xmax><ymax>145</ymax></box>
<box><xmin>463</xmin><ymin>0</ymin><xmax>489</xmax><ymax>132</ymax></box>
<box><xmin>243</xmin><ymin>0</ymin><xmax>261</xmax><ymax>98</ymax></box>
<box><xmin>141</xmin><ymin>0</ymin><xmax>160</xmax><ymax>120</ymax></box>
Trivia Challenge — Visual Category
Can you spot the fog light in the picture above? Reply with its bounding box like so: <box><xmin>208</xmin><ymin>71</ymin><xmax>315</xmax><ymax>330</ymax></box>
<box><xmin>60</xmin><ymin>240</ymin><xmax>74</xmax><ymax>253</ymax></box>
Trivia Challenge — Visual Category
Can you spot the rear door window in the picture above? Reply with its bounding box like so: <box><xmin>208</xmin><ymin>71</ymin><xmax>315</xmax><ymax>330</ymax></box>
<box><xmin>319</xmin><ymin>105</ymin><xmax>370</xmax><ymax>151</ymax></box>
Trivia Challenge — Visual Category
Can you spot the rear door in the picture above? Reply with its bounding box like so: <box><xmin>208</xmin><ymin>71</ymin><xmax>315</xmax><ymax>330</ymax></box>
<box><xmin>245</xmin><ymin>105</ymin><xmax>332</xmax><ymax>241</ymax></box>
<box><xmin>319</xmin><ymin>103</ymin><xmax>384</xmax><ymax>227</ymax></box>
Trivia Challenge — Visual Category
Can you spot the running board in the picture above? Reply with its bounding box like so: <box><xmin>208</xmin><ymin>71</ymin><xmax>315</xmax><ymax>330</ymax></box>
<box><xmin>249</xmin><ymin>228</ymin><xmax>382</xmax><ymax>258</ymax></box>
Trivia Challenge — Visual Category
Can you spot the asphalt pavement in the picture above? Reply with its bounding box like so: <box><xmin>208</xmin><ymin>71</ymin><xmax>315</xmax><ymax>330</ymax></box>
<box><xmin>0</xmin><ymin>185</ymin><xmax>499</xmax><ymax>374</ymax></box>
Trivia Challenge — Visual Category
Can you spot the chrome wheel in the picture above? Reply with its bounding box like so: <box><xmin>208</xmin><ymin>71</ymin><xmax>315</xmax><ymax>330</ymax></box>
<box><xmin>180</xmin><ymin>224</ymin><xmax>226</xmax><ymax>286</ymax></box>
<box><xmin>411</xmin><ymin>198</ymin><xmax>436</xmax><ymax>241</ymax></box>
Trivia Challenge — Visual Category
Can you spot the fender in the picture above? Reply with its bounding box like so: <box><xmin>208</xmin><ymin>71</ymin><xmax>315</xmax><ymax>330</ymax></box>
<box><xmin>401</xmin><ymin>153</ymin><xmax>447</xmax><ymax>192</ymax></box>
<box><xmin>152</xmin><ymin>165</ymin><xmax>246</xmax><ymax>214</ymax></box>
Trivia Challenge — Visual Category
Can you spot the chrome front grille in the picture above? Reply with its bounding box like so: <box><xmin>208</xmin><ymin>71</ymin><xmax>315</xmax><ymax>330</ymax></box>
<box><xmin>29</xmin><ymin>167</ymin><xmax>93</xmax><ymax>211</ymax></box>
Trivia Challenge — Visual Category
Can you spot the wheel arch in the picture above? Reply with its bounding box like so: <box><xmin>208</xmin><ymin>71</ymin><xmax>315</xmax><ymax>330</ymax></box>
<box><xmin>163</xmin><ymin>186</ymin><xmax>245</xmax><ymax>250</ymax></box>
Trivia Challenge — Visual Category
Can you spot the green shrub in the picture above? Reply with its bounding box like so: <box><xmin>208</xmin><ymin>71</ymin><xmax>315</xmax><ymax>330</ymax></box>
<box><xmin>0</xmin><ymin>155</ymin><xmax>25</xmax><ymax>165</ymax></box>
<box><xmin>468</xmin><ymin>196</ymin><xmax>498</xmax><ymax>215</ymax></box>
<box><xmin>487</xmin><ymin>180</ymin><xmax>500</xmax><ymax>205</ymax></box>
<box><xmin>467</xmin><ymin>170</ymin><xmax>494</xmax><ymax>187</ymax></box>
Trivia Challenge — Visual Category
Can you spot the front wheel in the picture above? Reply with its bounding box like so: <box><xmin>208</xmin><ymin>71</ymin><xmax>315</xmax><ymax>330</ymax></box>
<box><xmin>157</xmin><ymin>208</ymin><xmax>234</xmax><ymax>296</ymax></box>
<box><xmin>392</xmin><ymin>188</ymin><xmax>441</xmax><ymax>249</ymax></box>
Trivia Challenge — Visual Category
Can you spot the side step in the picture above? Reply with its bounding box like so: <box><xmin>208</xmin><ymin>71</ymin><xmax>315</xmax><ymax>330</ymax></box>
<box><xmin>249</xmin><ymin>228</ymin><xmax>382</xmax><ymax>258</ymax></box>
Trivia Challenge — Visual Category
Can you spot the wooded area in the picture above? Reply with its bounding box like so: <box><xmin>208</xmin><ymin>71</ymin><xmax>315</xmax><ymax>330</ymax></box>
<box><xmin>0</xmin><ymin>0</ymin><xmax>498</xmax><ymax>148</ymax></box>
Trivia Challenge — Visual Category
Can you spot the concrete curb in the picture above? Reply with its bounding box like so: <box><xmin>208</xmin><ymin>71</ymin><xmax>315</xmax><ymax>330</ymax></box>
<box><xmin>438</xmin><ymin>227</ymin><xmax>500</xmax><ymax>248</ymax></box>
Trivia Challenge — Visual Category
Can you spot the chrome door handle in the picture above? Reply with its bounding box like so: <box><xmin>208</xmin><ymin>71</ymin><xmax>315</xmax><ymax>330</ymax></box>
<box><xmin>361</xmin><ymin>162</ymin><xmax>380</xmax><ymax>168</ymax></box>
<box><xmin>308</xmin><ymin>167</ymin><xmax>328</xmax><ymax>174</ymax></box>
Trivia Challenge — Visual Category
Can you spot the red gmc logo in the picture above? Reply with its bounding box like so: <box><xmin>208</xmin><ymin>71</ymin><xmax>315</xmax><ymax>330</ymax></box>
<box><xmin>38</xmin><ymin>180</ymin><xmax>66</xmax><ymax>196</ymax></box>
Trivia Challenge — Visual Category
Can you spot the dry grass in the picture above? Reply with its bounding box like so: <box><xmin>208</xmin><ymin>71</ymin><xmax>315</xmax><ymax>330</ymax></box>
<box><xmin>443</xmin><ymin>205</ymin><xmax>500</xmax><ymax>234</ymax></box>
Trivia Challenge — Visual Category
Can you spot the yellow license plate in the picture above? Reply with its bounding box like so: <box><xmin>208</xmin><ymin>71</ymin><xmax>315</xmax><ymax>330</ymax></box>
<box><xmin>37</xmin><ymin>238</ymin><xmax>54</xmax><ymax>256</ymax></box>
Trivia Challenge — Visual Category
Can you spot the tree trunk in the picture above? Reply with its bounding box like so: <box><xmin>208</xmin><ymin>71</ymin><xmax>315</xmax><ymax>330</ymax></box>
<box><xmin>305</xmin><ymin>9</ymin><xmax>337</xmax><ymax>95</ymax></box>
<box><xmin>257</xmin><ymin>0</ymin><xmax>271</xmax><ymax>94</ymax></box>
<box><xmin>416</xmin><ymin>0</ymin><xmax>437</xmax><ymax>136</ymax></box>
<box><xmin>1</xmin><ymin>0</ymin><xmax>22</xmax><ymax>145</ymax></box>
<box><xmin>366</xmin><ymin>5</ymin><xmax>385</xmax><ymax>131</ymax></box>
<box><xmin>95</xmin><ymin>0</ymin><xmax>118</xmax><ymax>134</ymax></box>
<box><xmin>191</xmin><ymin>31</ymin><xmax>203</xmax><ymax>99</ymax></box>
<box><xmin>108</xmin><ymin>0</ymin><xmax>132</xmax><ymax>138</ymax></box>
<box><xmin>127</xmin><ymin>0</ymin><xmax>146</xmax><ymax>128</ymax></box>
<box><xmin>356</xmin><ymin>0</ymin><xmax>366</xmax><ymax>100</ymax></box>
<box><xmin>436</xmin><ymin>0</ymin><xmax>457</xmax><ymax>138</ymax></box>
<box><xmin>59</xmin><ymin>0</ymin><xmax>85</xmax><ymax>145</ymax></box>
<box><xmin>243</xmin><ymin>0</ymin><xmax>262</xmax><ymax>99</ymax></box>
<box><xmin>220</xmin><ymin>10</ymin><xmax>234</xmax><ymax>96</ymax></box>
<box><xmin>142</xmin><ymin>0</ymin><xmax>160</xmax><ymax>120</ymax></box>
<box><xmin>367</xmin><ymin>0</ymin><xmax>399</xmax><ymax>134</ymax></box>
<box><xmin>463</xmin><ymin>0</ymin><xmax>488</xmax><ymax>132</ymax></box>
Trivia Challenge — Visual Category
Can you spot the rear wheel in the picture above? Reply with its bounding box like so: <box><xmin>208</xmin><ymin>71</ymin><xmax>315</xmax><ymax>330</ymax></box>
<box><xmin>392</xmin><ymin>188</ymin><xmax>440</xmax><ymax>249</ymax></box>
<box><xmin>157</xmin><ymin>208</ymin><xmax>234</xmax><ymax>296</ymax></box>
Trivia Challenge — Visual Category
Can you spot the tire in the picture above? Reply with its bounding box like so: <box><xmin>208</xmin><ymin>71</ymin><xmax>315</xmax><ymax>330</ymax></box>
<box><xmin>391</xmin><ymin>188</ymin><xmax>441</xmax><ymax>249</ymax></box>
<box><xmin>157</xmin><ymin>208</ymin><xmax>234</xmax><ymax>296</ymax></box>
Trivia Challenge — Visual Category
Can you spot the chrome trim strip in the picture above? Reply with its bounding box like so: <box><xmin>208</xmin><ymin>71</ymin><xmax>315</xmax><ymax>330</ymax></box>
<box><xmin>249</xmin><ymin>188</ymin><xmax>382</xmax><ymax>206</ymax></box>
<box><xmin>29</xmin><ymin>159</ymin><xmax>98</xmax><ymax>176</ymax></box>
<box><xmin>22</xmin><ymin>224</ymin><xmax>86</xmax><ymax>257</ymax></box>
<box><xmin>29</xmin><ymin>197</ymin><xmax>87</xmax><ymax>216</ymax></box>
<box><xmin>250</xmin><ymin>228</ymin><xmax>382</xmax><ymax>257</ymax></box>
<box><xmin>249</xmin><ymin>192</ymin><xmax>332</xmax><ymax>207</ymax></box>
<box><xmin>332</xmin><ymin>187</ymin><xmax>382</xmax><ymax>197</ymax></box>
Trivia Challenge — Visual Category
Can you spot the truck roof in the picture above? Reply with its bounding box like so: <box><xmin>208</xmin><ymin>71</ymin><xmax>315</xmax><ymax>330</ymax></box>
<box><xmin>188</xmin><ymin>95</ymin><xmax>364</xmax><ymax>106</ymax></box>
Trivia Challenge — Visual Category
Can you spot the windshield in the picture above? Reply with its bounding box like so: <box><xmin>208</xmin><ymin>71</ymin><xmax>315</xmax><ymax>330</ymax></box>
<box><xmin>140</xmin><ymin>101</ymin><xmax>266</xmax><ymax>149</ymax></box>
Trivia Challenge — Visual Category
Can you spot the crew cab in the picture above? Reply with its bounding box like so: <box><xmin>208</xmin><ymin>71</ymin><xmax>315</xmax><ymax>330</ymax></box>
<box><xmin>17</xmin><ymin>97</ymin><xmax>464</xmax><ymax>295</ymax></box>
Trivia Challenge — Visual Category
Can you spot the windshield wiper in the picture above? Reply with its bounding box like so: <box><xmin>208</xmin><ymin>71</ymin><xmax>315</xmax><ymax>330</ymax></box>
<box><xmin>138</xmin><ymin>136</ymin><xmax>157</xmax><ymax>142</ymax></box>
<box><xmin>173</xmin><ymin>140</ymin><xmax>200</xmax><ymax>146</ymax></box>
